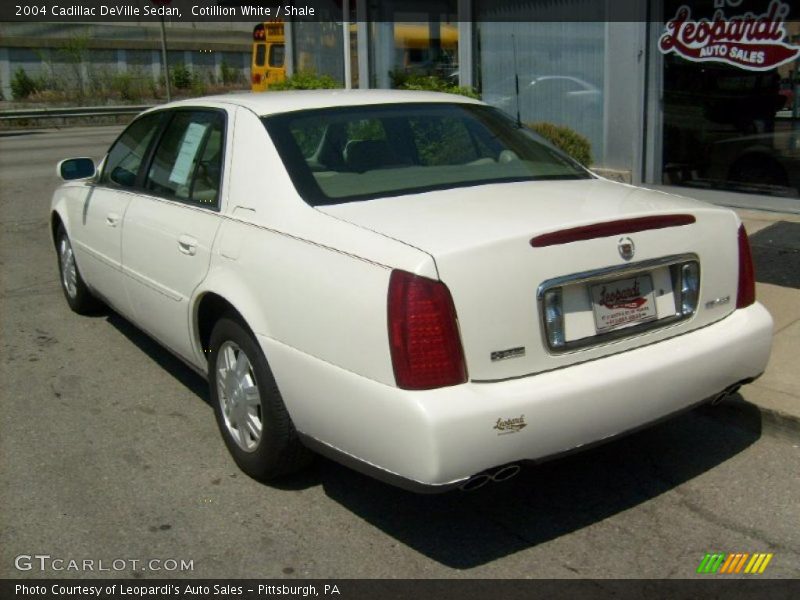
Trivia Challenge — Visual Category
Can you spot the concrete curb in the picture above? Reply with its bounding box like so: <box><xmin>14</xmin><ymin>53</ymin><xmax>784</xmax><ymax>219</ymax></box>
<box><xmin>724</xmin><ymin>396</ymin><xmax>800</xmax><ymax>439</ymax></box>
<box><xmin>755</xmin><ymin>404</ymin><xmax>800</xmax><ymax>438</ymax></box>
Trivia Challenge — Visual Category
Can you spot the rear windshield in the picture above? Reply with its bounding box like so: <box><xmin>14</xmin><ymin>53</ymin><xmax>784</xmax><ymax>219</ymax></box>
<box><xmin>262</xmin><ymin>103</ymin><xmax>591</xmax><ymax>205</ymax></box>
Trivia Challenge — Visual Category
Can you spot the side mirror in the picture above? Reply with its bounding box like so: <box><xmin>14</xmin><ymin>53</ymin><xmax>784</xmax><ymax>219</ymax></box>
<box><xmin>57</xmin><ymin>157</ymin><xmax>96</xmax><ymax>181</ymax></box>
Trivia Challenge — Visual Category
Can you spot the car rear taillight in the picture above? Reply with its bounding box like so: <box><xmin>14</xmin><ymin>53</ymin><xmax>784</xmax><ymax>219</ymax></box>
<box><xmin>252</xmin><ymin>73</ymin><xmax>262</xmax><ymax>85</ymax></box>
<box><xmin>737</xmin><ymin>224</ymin><xmax>756</xmax><ymax>309</ymax></box>
<box><xmin>387</xmin><ymin>270</ymin><xmax>467</xmax><ymax>390</ymax></box>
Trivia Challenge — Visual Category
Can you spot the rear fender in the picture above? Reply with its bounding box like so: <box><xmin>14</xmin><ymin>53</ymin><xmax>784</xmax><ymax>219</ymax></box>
<box><xmin>190</xmin><ymin>269</ymin><xmax>273</xmax><ymax>367</ymax></box>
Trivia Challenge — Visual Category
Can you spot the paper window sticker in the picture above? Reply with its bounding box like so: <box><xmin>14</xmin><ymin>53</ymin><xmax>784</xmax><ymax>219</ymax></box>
<box><xmin>169</xmin><ymin>122</ymin><xmax>210</xmax><ymax>185</ymax></box>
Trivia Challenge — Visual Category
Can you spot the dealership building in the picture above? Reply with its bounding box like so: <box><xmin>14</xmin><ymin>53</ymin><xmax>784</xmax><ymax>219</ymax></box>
<box><xmin>1</xmin><ymin>0</ymin><xmax>798</xmax><ymax>213</ymax></box>
<box><xmin>287</xmin><ymin>0</ymin><xmax>800</xmax><ymax>213</ymax></box>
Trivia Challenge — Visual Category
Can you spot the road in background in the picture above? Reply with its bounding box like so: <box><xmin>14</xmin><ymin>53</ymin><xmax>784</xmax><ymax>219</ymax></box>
<box><xmin>1</xmin><ymin>127</ymin><xmax>798</xmax><ymax>579</ymax></box>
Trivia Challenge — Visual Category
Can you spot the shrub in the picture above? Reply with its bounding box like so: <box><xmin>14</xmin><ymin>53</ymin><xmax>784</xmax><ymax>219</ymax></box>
<box><xmin>171</xmin><ymin>63</ymin><xmax>194</xmax><ymax>90</ymax></box>
<box><xmin>87</xmin><ymin>65</ymin><xmax>113</xmax><ymax>98</ymax></box>
<box><xmin>110</xmin><ymin>72</ymin><xmax>145</xmax><ymax>102</ymax></box>
<box><xmin>268</xmin><ymin>71</ymin><xmax>341</xmax><ymax>90</ymax></box>
<box><xmin>525</xmin><ymin>121</ymin><xmax>593</xmax><ymax>166</ymax></box>
<box><xmin>28</xmin><ymin>89</ymin><xmax>65</xmax><ymax>104</ymax></box>
<box><xmin>11</xmin><ymin>68</ymin><xmax>38</xmax><ymax>100</ymax></box>
<box><xmin>151</xmin><ymin>75</ymin><xmax>165</xmax><ymax>100</ymax></box>
<box><xmin>190</xmin><ymin>72</ymin><xmax>208</xmax><ymax>96</ymax></box>
<box><xmin>392</xmin><ymin>71</ymin><xmax>478</xmax><ymax>99</ymax></box>
<box><xmin>220</xmin><ymin>60</ymin><xmax>242</xmax><ymax>86</ymax></box>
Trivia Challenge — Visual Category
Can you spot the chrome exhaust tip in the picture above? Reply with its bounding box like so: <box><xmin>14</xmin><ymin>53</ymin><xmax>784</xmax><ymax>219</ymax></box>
<box><xmin>711</xmin><ymin>384</ymin><xmax>742</xmax><ymax>405</ymax></box>
<box><xmin>459</xmin><ymin>464</ymin><xmax>521</xmax><ymax>491</ymax></box>
<box><xmin>492</xmin><ymin>464</ymin><xmax>521</xmax><ymax>482</ymax></box>
<box><xmin>459</xmin><ymin>474</ymin><xmax>491</xmax><ymax>492</ymax></box>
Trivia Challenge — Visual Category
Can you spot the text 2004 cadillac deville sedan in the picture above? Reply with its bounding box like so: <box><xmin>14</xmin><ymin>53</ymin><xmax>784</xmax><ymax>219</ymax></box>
<box><xmin>51</xmin><ymin>90</ymin><xmax>773</xmax><ymax>492</ymax></box>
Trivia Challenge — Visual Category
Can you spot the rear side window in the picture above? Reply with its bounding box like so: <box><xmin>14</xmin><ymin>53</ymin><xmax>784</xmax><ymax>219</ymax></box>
<box><xmin>101</xmin><ymin>113</ymin><xmax>164</xmax><ymax>188</ymax></box>
<box><xmin>145</xmin><ymin>110</ymin><xmax>225</xmax><ymax>208</ymax></box>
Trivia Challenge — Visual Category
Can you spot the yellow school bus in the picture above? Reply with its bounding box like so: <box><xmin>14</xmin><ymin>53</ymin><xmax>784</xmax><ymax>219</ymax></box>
<box><xmin>251</xmin><ymin>21</ymin><xmax>286</xmax><ymax>91</ymax></box>
<box><xmin>394</xmin><ymin>22</ymin><xmax>458</xmax><ymax>67</ymax></box>
<box><xmin>251</xmin><ymin>21</ymin><xmax>458</xmax><ymax>90</ymax></box>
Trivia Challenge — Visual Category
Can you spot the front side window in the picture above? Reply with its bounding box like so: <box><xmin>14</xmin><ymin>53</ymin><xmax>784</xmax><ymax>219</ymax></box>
<box><xmin>101</xmin><ymin>113</ymin><xmax>164</xmax><ymax>188</ymax></box>
<box><xmin>145</xmin><ymin>110</ymin><xmax>225</xmax><ymax>208</ymax></box>
<box><xmin>264</xmin><ymin>103</ymin><xmax>590</xmax><ymax>205</ymax></box>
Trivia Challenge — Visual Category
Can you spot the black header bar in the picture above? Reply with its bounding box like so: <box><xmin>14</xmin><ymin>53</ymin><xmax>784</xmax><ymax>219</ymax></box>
<box><xmin>3</xmin><ymin>0</ymin><xmax>797</xmax><ymax>23</ymax></box>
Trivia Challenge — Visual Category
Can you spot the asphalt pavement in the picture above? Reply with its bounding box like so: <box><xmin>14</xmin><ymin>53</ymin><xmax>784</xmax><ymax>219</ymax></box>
<box><xmin>0</xmin><ymin>126</ymin><xmax>798</xmax><ymax>580</ymax></box>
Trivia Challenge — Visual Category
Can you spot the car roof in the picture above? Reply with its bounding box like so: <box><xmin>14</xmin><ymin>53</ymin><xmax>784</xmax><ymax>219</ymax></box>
<box><xmin>164</xmin><ymin>89</ymin><xmax>483</xmax><ymax>116</ymax></box>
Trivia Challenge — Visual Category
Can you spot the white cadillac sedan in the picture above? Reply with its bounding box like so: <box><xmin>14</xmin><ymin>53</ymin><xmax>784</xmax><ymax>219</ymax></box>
<box><xmin>51</xmin><ymin>90</ymin><xmax>773</xmax><ymax>492</ymax></box>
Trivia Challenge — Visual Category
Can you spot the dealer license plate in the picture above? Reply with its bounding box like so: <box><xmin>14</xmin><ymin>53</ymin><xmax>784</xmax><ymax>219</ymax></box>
<box><xmin>590</xmin><ymin>274</ymin><xmax>657</xmax><ymax>333</ymax></box>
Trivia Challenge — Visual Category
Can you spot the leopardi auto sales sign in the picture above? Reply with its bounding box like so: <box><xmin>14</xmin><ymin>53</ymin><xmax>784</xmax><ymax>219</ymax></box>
<box><xmin>659</xmin><ymin>0</ymin><xmax>800</xmax><ymax>71</ymax></box>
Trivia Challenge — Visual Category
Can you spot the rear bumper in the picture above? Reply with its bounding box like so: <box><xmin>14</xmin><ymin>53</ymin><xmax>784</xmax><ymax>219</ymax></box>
<box><xmin>261</xmin><ymin>302</ymin><xmax>773</xmax><ymax>490</ymax></box>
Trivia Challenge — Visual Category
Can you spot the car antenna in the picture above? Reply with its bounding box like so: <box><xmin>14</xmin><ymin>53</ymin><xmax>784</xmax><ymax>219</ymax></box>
<box><xmin>512</xmin><ymin>34</ymin><xmax>522</xmax><ymax>128</ymax></box>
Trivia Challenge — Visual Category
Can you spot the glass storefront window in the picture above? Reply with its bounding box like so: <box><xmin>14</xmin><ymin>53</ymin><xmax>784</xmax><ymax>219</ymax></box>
<box><xmin>367</xmin><ymin>0</ymin><xmax>458</xmax><ymax>88</ymax></box>
<box><xmin>293</xmin><ymin>21</ymin><xmax>345</xmax><ymax>83</ymax></box>
<box><xmin>660</xmin><ymin>0</ymin><xmax>800</xmax><ymax>200</ymax></box>
<box><xmin>474</xmin><ymin>8</ymin><xmax>605</xmax><ymax>164</ymax></box>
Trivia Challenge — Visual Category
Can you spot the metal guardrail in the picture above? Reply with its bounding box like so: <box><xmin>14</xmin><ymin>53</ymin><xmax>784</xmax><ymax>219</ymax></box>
<box><xmin>0</xmin><ymin>105</ymin><xmax>154</xmax><ymax>121</ymax></box>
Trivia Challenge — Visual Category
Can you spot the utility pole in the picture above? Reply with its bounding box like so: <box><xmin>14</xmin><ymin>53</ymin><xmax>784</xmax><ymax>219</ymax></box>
<box><xmin>151</xmin><ymin>0</ymin><xmax>173</xmax><ymax>102</ymax></box>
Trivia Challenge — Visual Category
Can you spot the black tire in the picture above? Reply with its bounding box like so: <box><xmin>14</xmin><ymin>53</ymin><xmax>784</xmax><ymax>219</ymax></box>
<box><xmin>208</xmin><ymin>316</ymin><xmax>313</xmax><ymax>481</ymax></box>
<box><xmin>55</xmin><ymin>225</ymin><xmax>103</xmax><ymax>315</ymax></box>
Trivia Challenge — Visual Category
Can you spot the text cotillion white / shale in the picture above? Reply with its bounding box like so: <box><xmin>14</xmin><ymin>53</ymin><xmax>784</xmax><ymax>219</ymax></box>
<box><xmin>46</xmin><ymin>4</ymin><xmax>317</xmax><ymax>17</ymax></box>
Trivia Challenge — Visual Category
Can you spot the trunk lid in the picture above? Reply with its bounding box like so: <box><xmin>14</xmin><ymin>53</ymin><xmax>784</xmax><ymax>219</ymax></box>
<box><xmin>318</xmin><ymin>178</ymin><xmax>742</xmax><ymax>381</ymax></box>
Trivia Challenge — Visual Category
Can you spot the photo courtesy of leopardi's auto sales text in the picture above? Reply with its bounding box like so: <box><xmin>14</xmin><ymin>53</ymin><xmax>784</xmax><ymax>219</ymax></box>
<box><xmin>13</xmin><ymin>583</ymin><xmax>340</xmax><ymax>598</ymax></box>
<box><xmin>1</xmin><ymin>0</ymin><xmax>799</xmax><ymax>599</ymax></box>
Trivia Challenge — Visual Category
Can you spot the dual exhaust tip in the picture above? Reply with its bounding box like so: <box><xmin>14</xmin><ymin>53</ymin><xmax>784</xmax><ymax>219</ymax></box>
<box><xmin>459</xmin><ymin>382</ymin><xmax>746</xmax><ymax>492</ymax></box>
<box><xmin>711</xmin><ymin>383</ymin><xmax>742</xmax><ymax>406</ymax></box>
<box><xmin>459</xmin><ymin>464</ymin><xmax>521</xmax><ymax>492</ymax></box>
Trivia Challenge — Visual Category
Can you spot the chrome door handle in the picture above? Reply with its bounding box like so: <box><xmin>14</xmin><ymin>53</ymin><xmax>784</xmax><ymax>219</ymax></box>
<box><xmin>106</xmin><ymin>212</ymin><xmax>121</xmax><ymax>227</ymax></box>
<box><xmin>178</xmin><ymin>234</ymin><xmax>198</xmax><ymax>256</ymax></box>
